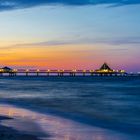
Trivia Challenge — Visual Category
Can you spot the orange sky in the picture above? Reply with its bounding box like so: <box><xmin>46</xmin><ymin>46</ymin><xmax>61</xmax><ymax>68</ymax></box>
<box><xmin>0</xmin><ymin>44</ymin><xmax>97</xmax><ymax>69</ymax></box>
<box><xmin>0</xmin><ymin>42</ymin><xmax>137</xmax><ymax>71</ymax></box>
<box><xmin>0</xmin><ymin>5</ymin><xmax>140</xmax><ymax>72</ymax></box>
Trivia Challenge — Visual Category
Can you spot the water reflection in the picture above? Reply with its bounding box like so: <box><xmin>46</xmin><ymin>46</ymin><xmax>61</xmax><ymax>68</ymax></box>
<box><xmin>0</xmin><ymin>104</ymin><xmax>138</xmax><ymax>140</ymax></box>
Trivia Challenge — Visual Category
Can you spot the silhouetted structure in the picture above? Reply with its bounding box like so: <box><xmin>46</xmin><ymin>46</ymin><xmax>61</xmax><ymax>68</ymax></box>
<box><xmin>95</xmin><ymin>63</ymin><xmax>126</xmax><ymax>75</ymax></box>
<box><xmin>2</xmin><ymin>67</ymin><xmax>12</xmax><ymax>72</ymax></box>
<box><xmin>95</xmin><ymin>63</ymin><xmax>114</xmax><ymax>73</ymax></box>
<box><xmin>0</xmin><ymin>63</ymin><xmax>129</xmax><ymax>76</ymax></box>
<box><xmin>0</xmin><ymin>67</ymin><xmax>16</xmax><ymax>76</ymax></box>
<box><xmin>100</xmin><ymin>63</ymin><xmax>112</xmax><ymax>70</ymax></box>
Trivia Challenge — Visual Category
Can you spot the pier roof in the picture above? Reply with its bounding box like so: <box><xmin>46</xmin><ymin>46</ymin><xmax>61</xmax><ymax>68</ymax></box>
<box><xmin>100</xmin><ymin>63</ymin><xmax>112</xmax><ymax>70</ymax></box>
<box><xmin>2</xmin><ymin>67</ymin><xmax>12</xmax><ymax>70</ymax></box>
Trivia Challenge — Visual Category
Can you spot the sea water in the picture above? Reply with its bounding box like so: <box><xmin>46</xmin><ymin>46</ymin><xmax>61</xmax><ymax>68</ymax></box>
<box><xmin>0</xmin><ymin>76</ymin><xmax>139</xmax><ymax>139</ymax></box>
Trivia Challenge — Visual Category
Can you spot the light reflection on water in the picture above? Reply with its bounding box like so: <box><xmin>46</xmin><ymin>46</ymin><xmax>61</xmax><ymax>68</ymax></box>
<box><xmin>0</xmin><ymin>104</ymin><xmax>138</xmax><ymax>140</ymax></box>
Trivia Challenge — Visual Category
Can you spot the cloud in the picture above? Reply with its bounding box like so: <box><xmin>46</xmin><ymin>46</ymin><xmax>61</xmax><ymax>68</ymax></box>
<box><xmin>0</xmin><ymin>0</ymin><xmax>140</xmax><ymax>11</ymax></box>
<box><xmin>4</xmin><ymin>37</ymin><xmax>140</xmax><ymax>49</ymax></box>
<box><xmin>39</xmin><ymin>37</ymin><xmax>140</xmax><ymax>46</ymax></box>
<box><xmin>103</xmin><ymin>37</ymin><xmax>140</xmax><ymax>45</ymax></box>
<box><xmin>9</xmin><ymin>40</ymin><xmax>75</xmax><ymax>48</ymax></box>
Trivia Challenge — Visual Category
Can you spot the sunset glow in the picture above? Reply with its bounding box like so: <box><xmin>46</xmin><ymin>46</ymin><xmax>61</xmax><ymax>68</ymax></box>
<box><xmin>0</xmin><ymin>2</ymin><xmax>140</xmax><ymax>72</ymax></box>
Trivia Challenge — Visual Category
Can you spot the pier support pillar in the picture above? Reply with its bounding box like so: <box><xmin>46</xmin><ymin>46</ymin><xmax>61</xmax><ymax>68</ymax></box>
<box><xmin>46</xmin><ymin>72</ymin><xmax>49</xmax><ymax>76</ymax></box>
<box><xmin>26</xmin><ymin>72</ymin><xmax>28</xmax><ymax>76</ymax></box>
<box><xmin>90</xmin><ymin>73</ymin><xmax>93</xmax><ymax>76</ymax></box>
<box><xmin>83</xmin><ymin>72</ymin><xmax>86</xmax><ymax>76</ymax></box>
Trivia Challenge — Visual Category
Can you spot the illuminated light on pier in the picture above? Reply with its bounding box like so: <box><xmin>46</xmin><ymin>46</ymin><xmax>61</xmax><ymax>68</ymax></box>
<box><xmin>120</xmin><ymin>70</ymin><xmax>126</xmax><ymax>73</ymax></box>
<box><xmin>0</xmin><ymin>63</ymin><xmax>136</xmax><ymax>76</ymax></box>
<box><xmin>95</xmin><ymin>63</ymin><xmax>119</xmax><ymax>74</ymax></box>
<box><xmin>13</xmin><ymin>69</ymin><xmax>18</xmax><ymax>72</ymax></box>
<box><xmin>0</xmin><ymin>69</ymin><xmax>4</xmax><ymax>72</ymax></box>
<box><xmin>90</xmin><ymin>70</ymin><xmax>94</xmax><ymax>72</ymax></box>
<box><xmin>59</xmin><ymin>70</ymin><xmax>64</xmax><ymax>72</ymax></box>
<box><xmin>83</xmin><ymin>70</ymin><xmax>86</xmax><ymax>72</ymax></box>
<box><xmin>72</xmin><ymin>69</ymin><xmax>77</xmax><ymax>72</ymax></box>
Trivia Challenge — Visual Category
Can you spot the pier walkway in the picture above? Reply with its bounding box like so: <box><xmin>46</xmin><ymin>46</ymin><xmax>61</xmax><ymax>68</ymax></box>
<box><xmin>0</xmin><ymin>63</ymin><xmax>139</xmax><ymax>77</ymax></box>
<box><xmin>0</xmin><ymin>69</ymin><xmax>139</xmax><ymax>76</ymax></box>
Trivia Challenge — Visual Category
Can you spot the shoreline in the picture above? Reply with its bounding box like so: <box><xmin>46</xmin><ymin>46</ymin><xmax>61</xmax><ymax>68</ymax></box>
<box><xmin>0</xmin><ymin>104</ymin><xmax>49</xmax><ymax>140</ymax></box>
<box><xmin>1</xmin><ymin>101</ymin><xmax>140</xmax><ymax>136</ymax></box>
<box><xmin>0</xmin><ymin>116</ymin><xmax>43</xmax><ymax>140</ymax></box>
<box><xmin>0</xmin><ymin>104</ymin><xmax>139</xmax><ymax>140</ymax></box>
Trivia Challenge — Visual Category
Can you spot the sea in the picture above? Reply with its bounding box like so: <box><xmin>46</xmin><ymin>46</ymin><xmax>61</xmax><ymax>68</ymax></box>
<box><xmin>0</xmin><ymin>76</ymin><xmax>140</xmax><ymax>140</ymax></box>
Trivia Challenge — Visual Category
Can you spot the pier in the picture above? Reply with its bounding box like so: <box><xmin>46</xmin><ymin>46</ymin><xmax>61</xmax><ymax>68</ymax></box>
<box><xmin>0</xmin><ymin>63</ymin><xmax>139</xmax><ymax>77</ymax></box>
<box><xmin>0</xmin><ymin>69</ymin><xmax>128</xmax><ymax>76</ymax></box>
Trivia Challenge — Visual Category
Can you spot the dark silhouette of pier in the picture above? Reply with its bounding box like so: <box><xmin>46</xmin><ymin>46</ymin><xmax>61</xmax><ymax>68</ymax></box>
<box><xmin>0</xmin><ymin>69</ymin><xmax>128</xmax><ymax>77</ymax></box>
<box><xmin>0</xmin><ymin>63</ymin><xmax>136</xmax><ymax>77</ymax></box>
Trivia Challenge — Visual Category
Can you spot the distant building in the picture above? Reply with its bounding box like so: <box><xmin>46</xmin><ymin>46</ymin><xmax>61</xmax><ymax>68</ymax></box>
<box><xmin>95</xmin><ymin>63</ymin><xmax>114</xmax><ymax>73</ymax></box>
<box><xmin>0</xmin><ymin>67</ymin><xmax>12</xmax><ymax>73</ymax></box>
<box><xmin>95</xmin><ymin>63</ymin><xmax>126</xmax><ymax>74</ymax></box>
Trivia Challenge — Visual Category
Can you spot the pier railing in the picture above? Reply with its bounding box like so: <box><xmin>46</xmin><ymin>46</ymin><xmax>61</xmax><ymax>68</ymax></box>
<box><xmin>0</xmin><ymin>69</ymin><xmax>138</xmax><ymax>76</ymax></box>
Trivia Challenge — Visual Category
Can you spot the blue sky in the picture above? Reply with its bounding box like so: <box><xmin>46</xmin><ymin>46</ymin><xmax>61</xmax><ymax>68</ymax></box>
<box><xmin>0</xmin><ymin>0</ymin><xmax>140</xmax><ymax>72</ymax></box>
<box><xmin>0</xmin><ymin>0</ymin><xmax>140</xmax><ymax>10</ymax></box>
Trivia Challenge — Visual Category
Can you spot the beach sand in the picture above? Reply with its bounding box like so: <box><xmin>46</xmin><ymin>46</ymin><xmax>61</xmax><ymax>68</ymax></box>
<box><xmin>0</xmin><ymin>104</ymin><xmax>139</xmax><ymax>140</ymax></box>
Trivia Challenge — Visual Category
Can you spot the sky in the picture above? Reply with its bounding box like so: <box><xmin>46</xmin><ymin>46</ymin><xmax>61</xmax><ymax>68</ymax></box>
<box><xmin>0</xmin><ymin>0</ymin><xmax>140</xmax><ymax>72</ymax></box>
